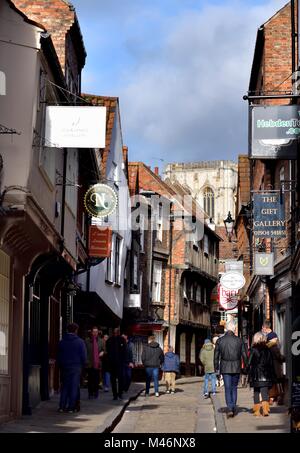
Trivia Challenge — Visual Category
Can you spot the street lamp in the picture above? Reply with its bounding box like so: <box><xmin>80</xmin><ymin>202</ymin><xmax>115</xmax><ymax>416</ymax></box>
<box><xmin>224</xmin><ymin>211</ymin><xmax>234</xmax><ymax>242</ymax></box>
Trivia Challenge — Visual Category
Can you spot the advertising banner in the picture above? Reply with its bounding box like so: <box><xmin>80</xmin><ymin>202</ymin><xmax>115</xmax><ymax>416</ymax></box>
<box><xmin>218</xmin><ymin>284</ymin><xmax>239</xmax><ymax>311</ymax></box>
<box><xmin>45</xmin><ymin>106</ymin><xmax>106</xmax><ymax>148</ymax></box>
<box><xmin>253</xmin><ymin>193</ymin><xmax>286</xmax><ymax>238</ymax></box>
<box><xmin>250</xmin><ymin>105</ymin><xmax>299</xmax><ymax>159</ymax></box>
<box><xmin>225</xmin><ymin>260</ymin><xmax>244</xmax><ymax>274</ymax></box>
<box><xmin>254</xmin><ymin>253</ymin><xmax>274</xmax><ymax>276</ymax></box>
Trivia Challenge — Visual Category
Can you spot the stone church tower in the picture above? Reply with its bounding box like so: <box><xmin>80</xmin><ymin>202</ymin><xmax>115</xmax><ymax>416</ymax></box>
<box><xmin>164</xmin><ymin>160</ymin><xmax>238</xmax><ymax>226</ymax></box>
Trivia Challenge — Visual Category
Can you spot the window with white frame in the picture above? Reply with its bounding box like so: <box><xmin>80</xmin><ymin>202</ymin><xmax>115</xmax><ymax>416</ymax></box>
<box><xmin>152</xmin><ymin>261</ymin><xmax>162</xmax><ymax>302</ymax></box>
<box><xmin>156</xmin><ymin>203</ymin><xmax>163</xmax><ymax>241</ymax></box>
<box><xmin>106</xmin><ymin>234</ymin><xmax>123</xmax><ymax>285</ymax></box>
<box><xmin>115</xmin><ymin>236</ymin><xmax>122</xmax><ymax>285</ymax></box>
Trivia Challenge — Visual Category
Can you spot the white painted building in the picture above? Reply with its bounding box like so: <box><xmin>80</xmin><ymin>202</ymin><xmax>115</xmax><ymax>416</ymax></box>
<box><xmin>77</xmin><ymin>96</ymin><xmax>131</xmax><ymax>323</ymax></box>
<box><xmin>164</xmin><ymin>161</ymin><xmax>238</xmax><ymax>226</ymax></box>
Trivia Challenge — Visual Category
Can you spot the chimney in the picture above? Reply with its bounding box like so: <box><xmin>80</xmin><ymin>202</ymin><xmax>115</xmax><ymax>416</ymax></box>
<box><xmin>154</xmin><ymin>167</ymin><xmax>159</xmax><ymax>176</ymax></box>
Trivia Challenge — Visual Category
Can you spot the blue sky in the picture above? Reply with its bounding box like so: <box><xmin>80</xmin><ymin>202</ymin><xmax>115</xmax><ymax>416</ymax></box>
<box><xmin>72</xmin><ymin>0</ymin><xmax>288</xmax><ymax>169</ymax></box>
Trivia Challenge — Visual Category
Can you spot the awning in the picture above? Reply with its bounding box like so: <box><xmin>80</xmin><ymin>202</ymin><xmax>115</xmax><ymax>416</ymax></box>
<box><xmin>127</xmin><ymin>322</ymin><xmax>164</xmax><ymax>335</ymax></box>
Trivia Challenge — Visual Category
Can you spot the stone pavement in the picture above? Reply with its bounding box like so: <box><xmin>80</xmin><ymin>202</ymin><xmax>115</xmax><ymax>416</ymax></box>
<box><xmin>113</xmin><ymin>377</ymin><xmax>216</xmax><ymax>434</ymax></box>
<box><xmin>212</xmin><ymin>384</ymin><xmax>290</xmax><ymax>433</ymax></box>
<box><xmin>0</xmin><ymin>383</ymin><xmax>144</xmax><ymax>433</ymax></box>
<box><xmin>0</xmin><ymin>378</ymin><xmax>291</xmax><ymax>433</ymax></box>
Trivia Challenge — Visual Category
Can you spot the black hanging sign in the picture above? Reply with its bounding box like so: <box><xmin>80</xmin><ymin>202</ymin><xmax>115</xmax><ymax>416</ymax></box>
<box><xmin>253</xmin><ymin>193</ymin><xmax>286</xmax><ymax>238</ymax></box>
<box><xmin>249</xmin><ymin>105</ymin><xmax>299</xmax><ymax>159</ymax></box>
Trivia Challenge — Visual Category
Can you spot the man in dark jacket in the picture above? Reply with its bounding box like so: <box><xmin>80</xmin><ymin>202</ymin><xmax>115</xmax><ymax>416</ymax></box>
<box><xmin>106</xmin><ymin>328</ymin><xmax>127</xmax><ymax>400</ymax></box>
<box><xmin>214</xmin><ymin>320</ymin><xmax>248</xmax><ymax>418</ymax></box>
<box><xmin>57</xmin><ymin>323</ymin><xmax>87</xmax><ymax>413</ymax></box>
<box><xmin>142</xmin><ymin>335</ymin><xmax>164</xmax><ymax>397</ymax></box>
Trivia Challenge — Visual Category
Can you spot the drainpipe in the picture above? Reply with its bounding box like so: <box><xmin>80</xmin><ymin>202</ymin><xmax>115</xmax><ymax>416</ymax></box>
<box><xmin>61</xmin><ymin>148</ymin><xmax>68</xmax><ymax>238</ymax></box>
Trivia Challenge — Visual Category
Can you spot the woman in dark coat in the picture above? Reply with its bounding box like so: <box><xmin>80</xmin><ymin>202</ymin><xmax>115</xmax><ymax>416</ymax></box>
<box><xmin>248</xmin><ymin>332</ymin><xmax>275</xmax><ymax>417</ymax></box>
<box><xmin>267</xmin><ymin>332</ymin><xmax>285</xmax><ymax>405</ymax></box>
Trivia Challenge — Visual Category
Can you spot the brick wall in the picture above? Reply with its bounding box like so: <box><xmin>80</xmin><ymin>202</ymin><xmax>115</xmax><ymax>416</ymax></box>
<box><xmin>13</xmin><ymin>0</ymin><xmax>79</xmax><ymax>74</ymax></box>
<box><xmin>263</xmin><ymin>2</ymin><xmax>296</xmax><ymax>103</ymax></box>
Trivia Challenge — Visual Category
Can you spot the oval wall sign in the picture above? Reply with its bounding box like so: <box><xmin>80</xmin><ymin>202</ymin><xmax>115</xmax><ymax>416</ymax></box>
<box><xmin>220</xmin><ymin>271</ymin><xmax>245</xmax><ymax>291</ymax></box>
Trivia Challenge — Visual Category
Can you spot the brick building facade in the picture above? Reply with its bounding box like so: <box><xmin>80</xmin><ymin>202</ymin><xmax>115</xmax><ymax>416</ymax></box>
<box><xmin>236</xmin><ymin>1</ymin><xmax>300</xmax><ymax>403</ymax></box>
<box><xmin>126</xmin><ymin>163</ymin><xmax>220</xmax><ymax>376</ymax></box>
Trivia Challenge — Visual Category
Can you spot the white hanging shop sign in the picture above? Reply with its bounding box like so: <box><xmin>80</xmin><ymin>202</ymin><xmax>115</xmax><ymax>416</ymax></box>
<box><xmin>45</xmin><ymin>106</ymin><xmax>106</xmax><ymax>148</ymax></box>
<box><xmin>220</xmin><ymin>271</ymin><xmax>245</xmax><ymax>291</ymax></box>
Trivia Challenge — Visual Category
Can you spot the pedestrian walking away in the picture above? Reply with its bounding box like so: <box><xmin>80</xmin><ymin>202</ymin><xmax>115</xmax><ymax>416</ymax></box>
<box><xmin>248</xmin><ymin>332</ymin><xmax>275</xmax><ymax>417</ymax></box>
<box><xmin>142</xmin><ymin>335</ymin><xmax>164</xmax><ymax>397</ymax></box>
<box><xmin>57</xmin><ymin>323</ymin><xmax>87</xmax><ymax>413</ymax></box>
<box><xmin>106</xmin><ymin>328</ymin><xmax>127</xmax><ymax>400</ymax></box>
<box><xmin>85</xmin><ymin>327</ymin><xmax>104</xmax><ymax>399</ymax></box>
<box><xmin>266</xmin><ymin>332</ymin><xmax>285</xmax><ymax>406</ymax></box>
<box><xmin>122</xmin><ymin>334</ymin><xmax>136</xmax><ymax>392</ymax></box>
<box><xmin>200</xmin><ymin>339</ymin><xmax>216</xmax><ymax>398</ymax></box>
<box><xmin>102</xmin><ymin>334</ymin><xmax>111</xmax><ymax>392</ymax></box>
<box><xmin>162</xmin><ymin>346</ymin><xmax>180</xmax><ymax>394</ymax></box>
<box><xmin>214</xmin><ymin>319</ymin><xmax>248</xmax><ymax>418</ymax></box>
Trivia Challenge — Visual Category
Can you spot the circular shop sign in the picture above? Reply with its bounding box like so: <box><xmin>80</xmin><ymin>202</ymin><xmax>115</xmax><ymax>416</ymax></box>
<box><xmin>220</xmin><ymin>271</ymin><xmax>245</xmax><ymax>291</ymax></box>
<box><xmin>84</xmin><ymin>184</ymin><xmax>118</xmax><ymax>218</ymax></box>
<box><xmin>220</xmin><ymin>294</ymin><xmax>239</xmax><ymax>311</ymax></box>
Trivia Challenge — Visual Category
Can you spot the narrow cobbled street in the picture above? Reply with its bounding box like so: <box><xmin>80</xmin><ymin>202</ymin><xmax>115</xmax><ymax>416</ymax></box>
<box><xmin>0</xmin><ymin>377</ymin><xmax>291</xmax><ymax>434</ymax></box>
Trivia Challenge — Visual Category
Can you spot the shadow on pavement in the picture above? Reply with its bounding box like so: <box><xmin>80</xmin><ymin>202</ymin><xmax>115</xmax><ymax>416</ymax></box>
<box><xmin>256</xmin><ymin>425</ymin><xmax>288</xmax><ymax>431</ymax></box>
<box><xmin>218</xmin><ymin>406</ymin><xmax>251</xmax><ymax>414</ymax></box>
<box><xmin>125</xmin><ymin>405</ymin><xmax>160</xmax><ymax>411</ymax></box>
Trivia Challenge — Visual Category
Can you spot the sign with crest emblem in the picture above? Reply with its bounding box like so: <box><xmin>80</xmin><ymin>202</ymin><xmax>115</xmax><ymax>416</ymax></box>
<box><xmin>254</xmin><ymin>253</ymin><xmax>274</xmax><ymax>276</ymax></box>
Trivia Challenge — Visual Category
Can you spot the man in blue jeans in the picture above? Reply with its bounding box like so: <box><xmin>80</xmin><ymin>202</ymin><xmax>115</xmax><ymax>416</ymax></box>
<box><xmin>214</xmin><ymin>320</ymin><xmax>248</xmax><ymax>418</ymax></box>
<box><xmin>141</xmin><ymin>335</ymin><xmax>164</xmax><ymax>397</ymax></box>
<box><xmin>200</xmin><ymin>339</ymin><xmax>216</xmax><ymax>398</ymax></box>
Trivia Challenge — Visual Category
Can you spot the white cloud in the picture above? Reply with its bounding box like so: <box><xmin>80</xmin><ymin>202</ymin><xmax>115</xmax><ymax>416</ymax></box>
<box><xmin>117</xmin><ymin>0</ymin><xmax>289</xmax><ymax>163</ymax></box>
<box><xmin>74</xmin><ymin>0</ymin><xmax>289</xmax><ymax>164</ymax></box>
